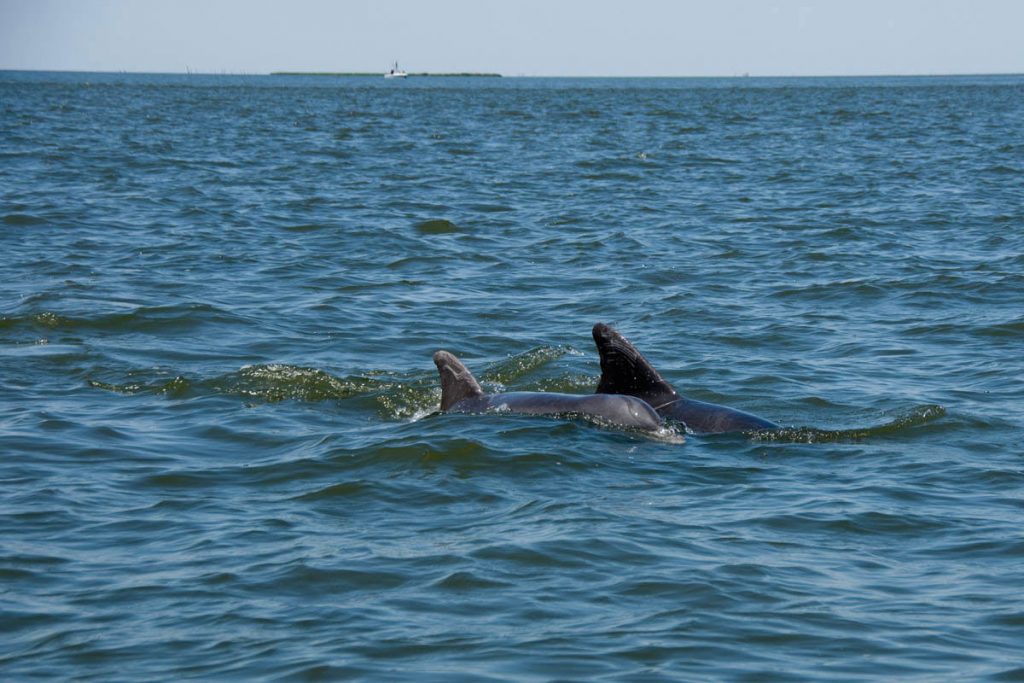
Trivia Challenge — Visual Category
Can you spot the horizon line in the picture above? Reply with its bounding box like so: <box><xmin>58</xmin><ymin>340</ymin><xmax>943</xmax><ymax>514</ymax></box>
<box><xmin>2</xmin><ymin>67</ymin><xmax>1024</xmax><ymax>79</ymax></box>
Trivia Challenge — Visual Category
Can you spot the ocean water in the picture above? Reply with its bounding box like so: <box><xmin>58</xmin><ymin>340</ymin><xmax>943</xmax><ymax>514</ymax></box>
<box><xmin>2</xmin><ymin>70</ymin><xmax>1023</xmax><ymax>680</ymax></box>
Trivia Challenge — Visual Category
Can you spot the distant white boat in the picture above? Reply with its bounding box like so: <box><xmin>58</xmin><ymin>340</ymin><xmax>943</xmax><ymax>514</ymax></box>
<box><xmin>384</xmin><ymin>62</ymin><xmax>407</xmax><ymax>79</ymax></box>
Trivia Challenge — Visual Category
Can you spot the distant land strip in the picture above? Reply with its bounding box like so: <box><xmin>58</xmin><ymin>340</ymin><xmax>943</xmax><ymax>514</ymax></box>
<box><xmin>270</xmin><ymin>72</ymin><xmax>502</xmax><ymax>78</ymax></box>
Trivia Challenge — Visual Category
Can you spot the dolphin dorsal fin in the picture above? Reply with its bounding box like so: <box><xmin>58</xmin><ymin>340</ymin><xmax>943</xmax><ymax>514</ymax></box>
<box><xmin>433</xmin><ymin>350</ymin><xmax>485</xmax><ymax>411</ymax></box>
<box><xmin>592</xmin><ymin>323</ymin><xmax>677</xmax><ymax>402</ymax></box>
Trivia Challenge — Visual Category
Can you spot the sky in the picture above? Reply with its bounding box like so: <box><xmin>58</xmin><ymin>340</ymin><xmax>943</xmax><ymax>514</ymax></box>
<box><xmin>1</xmin><ymin>0</ymin><xmax>1022</xmax><ymax>77</ymax></box>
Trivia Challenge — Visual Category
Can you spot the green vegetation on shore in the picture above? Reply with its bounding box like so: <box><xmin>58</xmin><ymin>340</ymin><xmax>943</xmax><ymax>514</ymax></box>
<box><xmin>270</xmin><ymin>71</ymin><xmax>501</xmax><ymax>78</ymax></box>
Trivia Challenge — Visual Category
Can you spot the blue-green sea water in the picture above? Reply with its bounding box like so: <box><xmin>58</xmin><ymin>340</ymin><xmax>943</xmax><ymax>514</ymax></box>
<box><xmin>2</xmin><ymin>71</ymin><xmax>1024</xmax><ymax>680</ymax></box>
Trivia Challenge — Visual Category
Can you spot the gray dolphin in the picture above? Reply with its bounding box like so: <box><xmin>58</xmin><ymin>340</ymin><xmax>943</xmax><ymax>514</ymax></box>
<box><xmin>433</xmin><ymin>350</ymin><xmax>667</xmax><ymax>434</ymax></box>
<box><xmin>592</xmin><ymin>323</ymin><xmax>779</xmax><ymax>434</ymax></box>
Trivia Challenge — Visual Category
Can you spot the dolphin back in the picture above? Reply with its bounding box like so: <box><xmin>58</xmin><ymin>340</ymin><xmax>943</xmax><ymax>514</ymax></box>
<box><xmin>433</xmin><ymin>348</ymin><xmax>666</xmax><ymax>434</ymax></box>
<box><xmin>479</xmin><ymin>391</ymin><xmax>662</xmax><ymax>431</ymax></box>
<box><xmin>575</xmin><ymin>393</ymin><xmax>663</xmax><ymax>430</ymax></box>
<box><xmin>663</xmin><ymin>398</ymin><xmax>779</xmax><ymax>433</ymax></box>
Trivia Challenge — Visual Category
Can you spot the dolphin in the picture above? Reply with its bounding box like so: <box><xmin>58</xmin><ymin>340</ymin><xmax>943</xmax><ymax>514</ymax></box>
<box><xmin>433</xmin><ymin>350</ymin><xmax>668</xmax><ymax>434</ymax></box>
<box><xmin>592</xmin><ymin>323</ymin><xmax>779</xmax><ymax>434</ymax></box>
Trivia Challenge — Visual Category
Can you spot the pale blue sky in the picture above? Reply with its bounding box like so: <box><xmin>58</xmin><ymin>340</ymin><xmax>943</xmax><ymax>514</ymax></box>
<box><xmin>1</xmin><ymin>0</ymin><xmax>1022</xmax><ymax>76</ymax></box>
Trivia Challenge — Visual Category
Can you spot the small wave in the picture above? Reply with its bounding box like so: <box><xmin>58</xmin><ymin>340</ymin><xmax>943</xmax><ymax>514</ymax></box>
<box><xmin>0</xmin><ymin>342</ymin><xmax>84</xmax><ymax>358</ymax></box>
<box><xmin>257</xmin><ymin>562</ymin><xmax>410</xmax><ymax>595</ymax></box>
<box><xmin>336</xmin><ymin>437</ymin><xmax>494</xmax><ymax>468</ymax></box>
<box><xmin>221</xmin><ymin>364</ymin><xmax>437</xmax><ymax>415</ymax></box>
<box><xmin>750</xmin><ymin>404</ymin><xmax>946</xmax><ymax>443</ymax></box>
<box><xmin>414</xmin><ymin>218</ymin><xmax>461</xmax><ymax>234</ymax></box>
<box><xmin>686</xmin><ymin>154</ymin><xmax>740</xmax><ymax>165</ymax></box>
<box><xmin>645</xmin><ymin>108</ymin><xmax>687</xmax><ymax>119</ymax></box>
<box><xmin>3</xmin><ymin>213</ymin><xmax>46</xmax><ymax>226</ymax></box>
<box><xmin>88</xmin><ymin>375</ymin><xmax>192</xmax><ymax>397</ymax></box>
<box><xmin>977</xmin><ymin>317</ymin><xmax>1024</xmax><ymax>338</ymax></box>
<box><xmin>479</xmin><ymin>345</ymin><xmax>577</xmax><ymax>384</ymax></box>
<box><xmin>983</xmin><ymin>164</ymin><xmax>1021</xmax><ymax>176</ymax></box>
<box><xmin>749</xmin><ymin>509</ymin><xmax>947</xmax><ymax>535</ymax></box>
<box><xmin>769</xmin><ymin>278</ymin><xmax>887</xmax><ymax>301</ymax></box>
<box><xmin>517</xmin><ymin>373</ymin><xmax>598</xmax><ymax>393</ymax></box>
<box><xmin>582</xmin><ymin>171</ymin><xmax>643</xmax><ymax>182</ymax></box>
<box><xmin>468</xmin><ymin>203</ymin><xmax>514</xmax><ymax>213</ymax></box>
<box><xmin>1</xmin><ymin>304</ymin><xmax>248</xmax><ymax>334</ymax></box>
<box><xmin>282</xmin><ymin>223</ymin><xmax>329</xmax><ymax>233</ymax></box>
<box><xmin>434</xmin><ymin>570</ymin><xmax>511</xmax><ymax>590</ymax></box>
<box><xmin>87</xmin><ymin>363</ymin><xmax>441</xmax><ymax>418</ymax></box>
<box><xmin>373</xmin><ymin>379</ymin><xmax>441</xmax><ymax>419</ymax></box>
<box><xmin>291</xmin><ymin>480</ymin><xmax>371</xmax><ymax>501</ymax></box>
<box><xmin>219</xmin><ymin>364</ymin><xmax>381</xmax><ymax>402</ymax></box>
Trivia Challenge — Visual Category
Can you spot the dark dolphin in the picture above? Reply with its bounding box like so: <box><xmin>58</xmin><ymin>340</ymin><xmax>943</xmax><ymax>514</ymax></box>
<box><xmin>433</xmin><ymin>350</ymin><xmax>668</xmax><ymax>434</ymax></box>
<box><xmin>592</xmin><ymin>323</ymin><xmax>779</xmax><ymax>434</ymax></box>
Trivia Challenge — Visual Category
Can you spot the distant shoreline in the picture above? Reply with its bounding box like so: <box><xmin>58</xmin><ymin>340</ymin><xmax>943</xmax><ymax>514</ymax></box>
<box><xmin>270</xmin><ymin>71</ymin><xmax>502</xmax><ymax>78</ymax></box>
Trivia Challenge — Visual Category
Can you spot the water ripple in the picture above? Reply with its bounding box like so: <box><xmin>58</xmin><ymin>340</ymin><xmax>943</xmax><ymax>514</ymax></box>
<box><xmin>2</xmin><ymin>72</ymin><xmax>1023</xmax><ymax>681</ymax></box>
